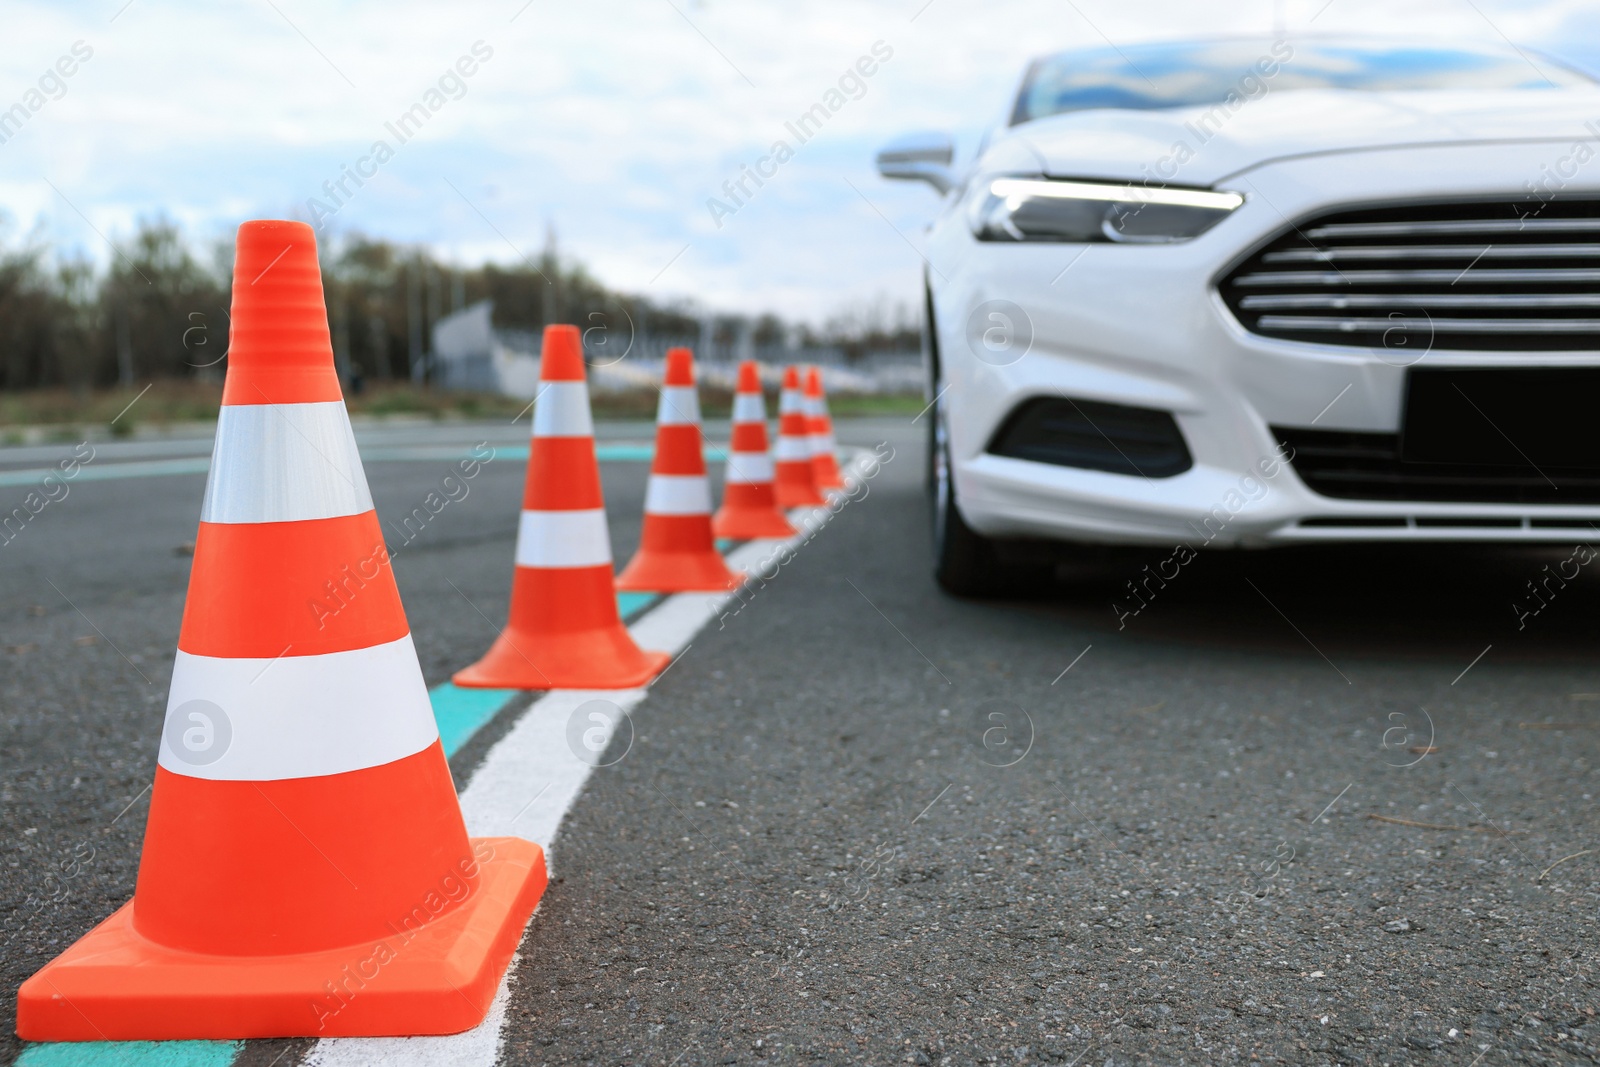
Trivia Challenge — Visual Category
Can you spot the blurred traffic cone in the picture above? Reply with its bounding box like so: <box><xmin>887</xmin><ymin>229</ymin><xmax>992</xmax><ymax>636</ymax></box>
<box><xmin>453</xmin><ymin>325</ymin><xmax>668</xmax><ymax>689</ymax></box>
<box><xmin>805</xmin><ymin>366</ymin><xmax>845</xmax><ymax>490</ymax></box>
<box><xmin>616</xmin><ymin>348</ymin><xmax>743</xmax><ymax>592</ymax></box>
<box><xmin>16</xmin><ymin>220</ymin><xmax>545</xmax><ymax>1041</ymax></box>
<box><xmin>712</xmin><ymin>360</ymin><xmax>796</xmax><ymax>540</ymax></box>
<box><xmin>774</xmin><ymin>366</ymin><xmax>826</xmax><ymax>507</ymax></box>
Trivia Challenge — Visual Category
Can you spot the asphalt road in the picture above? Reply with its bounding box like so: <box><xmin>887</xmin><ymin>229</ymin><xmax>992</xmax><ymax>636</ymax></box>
<box><xmin>4</xmin><ymin>416</ymin><xmax>1600</xmax><ymax>1065</ymax></box>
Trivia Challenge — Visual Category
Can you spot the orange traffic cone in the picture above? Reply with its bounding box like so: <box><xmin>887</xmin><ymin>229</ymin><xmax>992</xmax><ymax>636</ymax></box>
<box><xmin>616</xmin><ymin>348</ymin><xmax>743</xmax><ymax>592</ymax></box>
<box><xmin>805</xmin><ymin>366</ymin><xmax>846</xmax><ymax>490</ymax></box>
<box><xmin>774</xmin><ymin>365</ymin><xmax>826</xmax><ymax>507</ymax></box>
<box><xmin>16</xmin><ymin>220</ymin><xmax>545</xmax><ymax>1041</ymax></box>
<box><xmin>453</xmin><ymin>325</ymin><xmax>668</xmax><ymax>689</ymax></box>
<box><xmin>712</xmin><ymin>359</ymin><xmax>796</xmax><ymax>539</ymax></box>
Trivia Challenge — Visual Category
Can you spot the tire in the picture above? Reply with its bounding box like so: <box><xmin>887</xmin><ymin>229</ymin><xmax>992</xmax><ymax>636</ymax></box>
<box><xmin>928</xmin><ymin>376</ymin><xmax>1014</xmax><ymax>597</ymax></box>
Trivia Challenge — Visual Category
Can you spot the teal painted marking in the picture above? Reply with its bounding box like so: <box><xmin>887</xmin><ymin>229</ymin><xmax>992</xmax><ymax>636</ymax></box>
<box><xmin>0</xmin><ymin>457</ymin><xmax>210</xmax><ymax>487</ymax></box>
<box><xmin>16</xmin><ymin>1040</ymin><xmax>240</xmax><ymax>1066</ymax></box>
<box><xmin>427</xmin><ymin>590</ymin><xmax>660</xmax><ymax>745</ymax></box>
<box><xmin>430</xmin><ymin>683</ymin><xmax>519</xmax><ymax>756</ymax></box>
<box><xmin>0</xmin><ymin>442</ymin><xmax>732</xmax><ymax>487</ymax></box>
<box><xmin>617</xmin><ymin>591</ymin><xmax>659</xmax><ymax>620</ymax></box>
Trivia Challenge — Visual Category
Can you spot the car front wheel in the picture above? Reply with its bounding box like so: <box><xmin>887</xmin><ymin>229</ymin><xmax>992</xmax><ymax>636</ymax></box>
<box><xmin>928</xmin><ymin>381</ymin><xmax>1016</xmax><ymax>597</ymax></box>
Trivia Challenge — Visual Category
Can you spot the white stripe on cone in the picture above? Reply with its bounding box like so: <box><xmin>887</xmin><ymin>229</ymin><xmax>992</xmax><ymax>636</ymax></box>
<box><xmin>532</xmin><ymin>382</ymin><xmax>595</xmax><ymax>438</ymax></box>
<box><xmin>201</xmin><ymin>402</ymin><xmax>373</xmax><ymax>525</ymax></box>
<box><xmin>515</xmin><ymin>508</ymin><xmax>613</xmax><ymax>568</ymax></box>
<box><xmin>731</xmin><ymin>393</ymin><xmax>765</xmax><ymax>423</ymax></box>
<box><xmin>644</xmin><ymin>474</ymin><xmax>712</xmax><ymax>515</ymax></box>
<box><xmin>779</xmin><ymin>389</ymin><xmax>805</xmax><ymax>415</ymax></box>
<box><xmin>725</xmin><ymin>453</ymin><xmax>775</xmax><ymax>484</ymax></box>
<box><xmin>655</xmin><ymin>386</ymin><xmax>701</xmax><ymax>426</ymax></box>
<box><xmin>773</xmin><ymin>436</ymin><xmax>811</xmax><ymax>461</ymax></box>
<box><xmin>158</xmin><ymin>634</ymin><xmax>438</xmax><ymax>781</ymax></box>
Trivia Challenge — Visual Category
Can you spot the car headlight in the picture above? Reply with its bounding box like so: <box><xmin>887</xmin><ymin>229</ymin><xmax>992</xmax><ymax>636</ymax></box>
<box><xmin>968</xmin><ymin>177</ymin><xmax>1244</xmax><ymax>244</ymax></box>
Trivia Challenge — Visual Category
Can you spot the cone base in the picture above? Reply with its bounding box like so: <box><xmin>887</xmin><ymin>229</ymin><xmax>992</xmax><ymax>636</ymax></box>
<box><xmin>712</xmin><ymin>506</ymin><xmax>797</xmax><ymax>540</ymax></box>
<box><xmin>615</xmin><ymin>550</ymin><xmax>744</xmax><ymax>593</ymax></box>
<box><xmin>16</xmin><ymin>837</ymin><xmax>546</xmax><ymax>1041</ymax></box>
<box><xmin>453</xmin><ymin>625</ymin><xmax>669</xmax><ymax>690</ymax></box>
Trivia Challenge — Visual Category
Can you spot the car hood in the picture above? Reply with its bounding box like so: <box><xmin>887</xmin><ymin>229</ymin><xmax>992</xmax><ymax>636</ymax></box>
<box><xmin>1001</xmin><ymin>87</ymin><xmax>1600</xmax><ymax>187</ymax></box>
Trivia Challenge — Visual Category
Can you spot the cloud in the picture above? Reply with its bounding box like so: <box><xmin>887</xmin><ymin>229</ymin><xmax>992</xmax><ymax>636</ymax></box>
<box><xmin>0</xmin><ymin>0</ymin><xmax>1584</xmax><ymax>320</ymax></box>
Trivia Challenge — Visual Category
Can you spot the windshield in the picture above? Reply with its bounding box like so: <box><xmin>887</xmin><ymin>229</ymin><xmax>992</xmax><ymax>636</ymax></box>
<box><xmin>1012</xmin><ymin>39</ymin><xmax>1596</xmax><ymax>125</ymax></box>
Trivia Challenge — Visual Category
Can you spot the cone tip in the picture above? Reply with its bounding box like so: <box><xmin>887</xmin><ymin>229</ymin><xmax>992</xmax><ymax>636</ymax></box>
<box><xmin>664</xmin><ymin>347</ymin><xmax>695</xmax><ymax>386</ymax></box>
<box><xmin>804</xmin><ymin>366</ymin><xmax>822</xmax><ymax>395</ymax></box>
<box><xmin>221</xmin><ymin>219</ymin><xmax>340</xmax><ymax>406</ymax></box>
<box><xmin>230</xmin><ymin>219</ymin><xmax>323</xmax><ymax>296</ymax></box>
<box><xmin>782</xmin><ymin>365</ymin><xmax>800</xmax><ymax>389</ymax></box>
<box><xmin>736</xmin><ymin>360</ymin><xmax>761</xmax><ymax>392</ymax></box>
<box><xmin>541</xmin><ymin>324</ymin><xmax>587</xmax><ymax>382</ymax></box>
<box><xmin>238</xmin><ymin>218</ymin><xmax>317</xmax><ymax>245</ymax></box>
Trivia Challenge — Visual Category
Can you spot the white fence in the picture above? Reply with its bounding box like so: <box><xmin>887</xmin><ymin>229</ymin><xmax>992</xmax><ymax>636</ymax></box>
<box><xmin>434</xmin><ymin>303</ymin><xmax>923</xmax><ymax>399</ymax></box>
<box><xmin>488</xmin><ymin>335</ymin><xmax>923</xmax><ymax>398</ymax></box>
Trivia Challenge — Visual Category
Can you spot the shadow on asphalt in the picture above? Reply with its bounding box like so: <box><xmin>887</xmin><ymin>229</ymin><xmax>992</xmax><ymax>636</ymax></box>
<box><xmin>982</xmin><ymin>542</ymin><xmax>1600</xmax><ymax>666</ymax></box>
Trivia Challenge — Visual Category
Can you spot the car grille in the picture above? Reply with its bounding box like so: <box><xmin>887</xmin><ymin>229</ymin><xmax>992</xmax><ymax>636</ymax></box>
<box><xmin>1220</xmin><ymin>198</ymin><xmax>1600</xmax><ymax>352</ymax></box>
<box><xmin>1273</xmin><ymin>426</ymin><xmax>1600</xmax><ymax>504</ymax></box>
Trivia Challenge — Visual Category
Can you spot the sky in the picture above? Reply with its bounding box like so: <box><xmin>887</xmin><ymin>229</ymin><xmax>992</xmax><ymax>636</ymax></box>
<box><xmin>2</xmin><ymin>0</ymin><xmax>1598</xmax><ymax>324</ymax></box>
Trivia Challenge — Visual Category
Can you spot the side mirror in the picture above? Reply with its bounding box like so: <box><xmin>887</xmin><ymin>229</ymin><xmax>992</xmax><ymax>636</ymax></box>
<box><xmin>875</xmin><ymin>132</ymin><xmax>955</xmax><ymax>195</ymax></box>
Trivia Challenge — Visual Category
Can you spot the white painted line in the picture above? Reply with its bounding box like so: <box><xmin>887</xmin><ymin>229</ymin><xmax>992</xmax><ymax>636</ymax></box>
<box><xmin>303</xmin><ymin>950</ymin><xmax>522</xmax><ymax>1067</ymax></box>
<box><xmin>303</xmin><ymin>450</ymin><xmax>870</xmax><ymax>1066</ymax></box>
<box><xmin>629</xmin><ymin>587</ymin><xmax>735</xmax><ymax>659</ymax></box>
<box><xmin>460</xmin><ymin>687</ymin><xmax>648</xmax><ymax>864</ymax></box>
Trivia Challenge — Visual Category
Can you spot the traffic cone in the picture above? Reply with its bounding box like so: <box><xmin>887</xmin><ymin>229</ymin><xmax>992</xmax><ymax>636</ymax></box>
<box><xmin>774</xmin><ymin>365</ymin><xmax>826</xmax><ymax>507</ymax></box>
<box><xmin>453</xmin><ymin>324</ymin><xmax>669</xmax><ymax>689</ymax></box>
<box><xmin>616</xmin><ymin>348</ymin><xmax>744</xmax><ymax>592</ymax></box>
<box><xmin>805</xmin><ymin>366</ymin><xmax>846</xmax><ymax>490</ymax></box>
<box><xmin>712</xmin><ymin>360</ymin><xmax>796</xmax><ymax>540</ymax></box>
<box><xmin>16</xmin><ymin>220</ymin><xmax>545</xmax><ymax>1041</ymax></box>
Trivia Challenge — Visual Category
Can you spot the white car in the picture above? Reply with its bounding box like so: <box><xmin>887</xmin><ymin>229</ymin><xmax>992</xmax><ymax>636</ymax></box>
<box><xmin>878</xmin><ymin>37</ymin><xmax>1600</xmax><ymax>594</ymax></box>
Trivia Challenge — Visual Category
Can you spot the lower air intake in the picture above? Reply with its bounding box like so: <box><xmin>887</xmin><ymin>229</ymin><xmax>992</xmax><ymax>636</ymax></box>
<box><xmin>988</xmin><ymin>397</ymin><xmax>1191</xmax><ymax>478</ymax></box>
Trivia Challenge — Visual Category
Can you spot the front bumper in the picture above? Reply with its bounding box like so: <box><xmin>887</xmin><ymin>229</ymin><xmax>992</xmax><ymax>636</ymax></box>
<box><xmin>928</xmin><ymin>140</ymin><xmax>1600</xmax><ymax>547</ymax></box>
